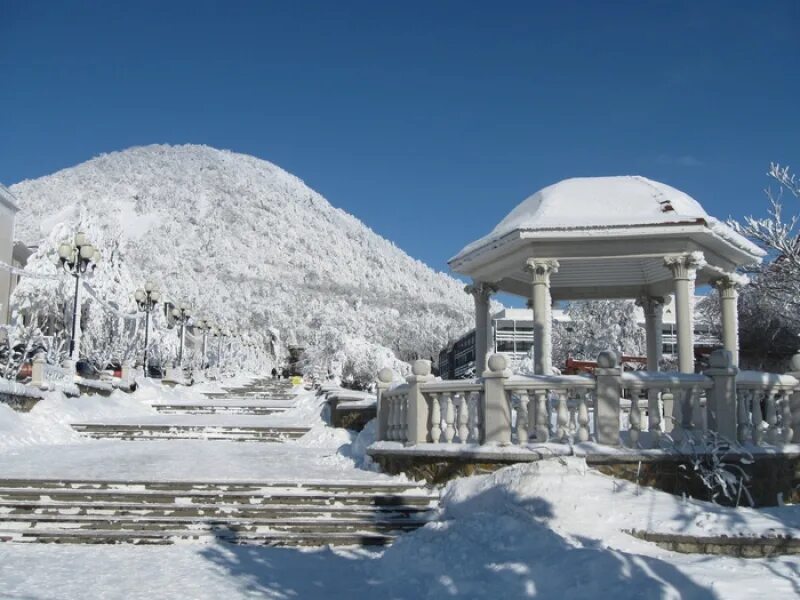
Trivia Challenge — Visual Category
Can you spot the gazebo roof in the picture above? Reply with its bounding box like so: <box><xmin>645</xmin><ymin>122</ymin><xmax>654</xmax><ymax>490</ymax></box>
<box><xmin>450</xmin><ymin>176</ymin><xmax>765</xmax><ymax>300</ymax></box>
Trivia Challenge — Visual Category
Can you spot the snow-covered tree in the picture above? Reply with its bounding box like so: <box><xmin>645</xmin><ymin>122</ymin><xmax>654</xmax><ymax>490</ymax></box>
<box><xmin>729</xmin><ymin>164</ymin><xmax>800</xmax><ymax>367</ymax></box>
<box><xmin>553</xmin><ymin>300</ymin><xmax>646</xmax><ymax>367</ymax></box>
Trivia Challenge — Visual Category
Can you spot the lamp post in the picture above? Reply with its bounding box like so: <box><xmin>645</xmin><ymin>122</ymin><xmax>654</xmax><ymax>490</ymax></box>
<box><xmin>215</xmin><ymin>328</ymin><xmax>228</xmax><ymax>370</ymax></box>
<box><xmin>171</xmin><ymin>303</ymin><xmax>191</xmax><ymax>367</ymax></box>
<box><xmin>195</xmin><ymin>319</ymin><xmax>211</xmax><ymax>369</ymax></box>
<box><xmin>134</xmin><ymin>281</ymin><xmax>161</xmax><ymax>377</ymax></box>
<box><xmin>57</xmin><ymin>232</ymin><xmax>98</xmax><ymax>362</ymax></box>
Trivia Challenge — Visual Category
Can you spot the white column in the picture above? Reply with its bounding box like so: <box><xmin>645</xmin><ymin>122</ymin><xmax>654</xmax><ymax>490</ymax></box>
<box><xmin>664</xmin><ymin>253</ymin><xmax>704</xmax><ymax>373</ymax></box>
<box><xmin>712</xmin><ymin>276</ymin><xmax>741</xmax><ymax>367</ymax></box>
<box><xmin>637</xmin><ymin>296</ymin><xmax>664</xmax><ymax>372</ymax></box>
<box><xmin>465</xmin><ymin>282</ymin><xmax>496</xmax><ymax>375</ymax></box>
<box><xmin>526</xmin><ymin>259</ymin><xmax>559</xmax><ymax>375</ymax></box>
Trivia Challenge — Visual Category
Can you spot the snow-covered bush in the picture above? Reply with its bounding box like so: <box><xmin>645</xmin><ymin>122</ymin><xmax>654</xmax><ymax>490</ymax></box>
<box><xmin>300</xmin><ymin>327</ymin><xmax>410</xmax><ymax>386</ymax></box>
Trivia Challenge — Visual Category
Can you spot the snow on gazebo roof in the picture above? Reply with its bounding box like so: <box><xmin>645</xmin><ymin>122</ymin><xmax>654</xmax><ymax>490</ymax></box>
<box><xmin>449</xmin><ymin>176</ymin><xmax>765</xmax><ymax>300</ymax></box>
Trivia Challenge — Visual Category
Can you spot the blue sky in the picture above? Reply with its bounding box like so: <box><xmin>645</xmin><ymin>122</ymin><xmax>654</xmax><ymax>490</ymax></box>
<box><xmin>1</xmin><ymin>1</ymin><xmax>798</xmax><ymax>283</ymax></box>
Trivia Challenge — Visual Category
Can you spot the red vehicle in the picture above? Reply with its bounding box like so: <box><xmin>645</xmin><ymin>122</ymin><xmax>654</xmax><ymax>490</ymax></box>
<box><xmin>564</xmin><ymin>355</ymin><xmax>647</xmax><ymax>375</ymax></box>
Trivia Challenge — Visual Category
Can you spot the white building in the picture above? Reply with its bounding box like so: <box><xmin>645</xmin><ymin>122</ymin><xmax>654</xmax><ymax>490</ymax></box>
<box><xmin>0</xmin><ymin>184</ymin><xmax>20</xmax><ymax>325</ymax></box>
<box><xmin>438</xmin><ymin>296</ymin><xmax>716</xmax><ymax>378</ymax></box>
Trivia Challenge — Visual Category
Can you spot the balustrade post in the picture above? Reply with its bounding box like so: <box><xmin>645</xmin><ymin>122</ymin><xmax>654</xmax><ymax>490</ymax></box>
<box><xmin>405</xmin><ymin>360</ymin><xmax>434</xmax><ymax>445</ymax></box>
<box><xmin>375</xmin><ymin>367</ymin><xmax>394</xmax><ymax>441</ymax></box>
<box><xmin>785</xmin><ymin>352</ymin><xmax>800</xmax><ymax>443</ymax></box>
<box><xmin>704</xmin><ymin>349</ymin><xmax>738</xmax><ymax>441</ymax></box>
<box><xmin>31</xmin><ymin>353</ymin><xmax>46</xmax><ymax>389</ymax></box>
<box><xmin>594</xmin><ymin>350</ymin><xmax>622</xmax><ymax>446</ymax></box>
<box><xmin>482</xmin><ymin>353</ymin><xmax>512</xmax><ymax>444</ymax></box>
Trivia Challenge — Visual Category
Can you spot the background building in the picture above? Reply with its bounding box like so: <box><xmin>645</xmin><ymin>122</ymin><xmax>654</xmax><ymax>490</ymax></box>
<box><xmin>438</xmin><ymin>298</ymin><xmax>717</xmax><ymax>378</ymax></box>
<box><xmin>0</xmin><ymin>184</ymin><xmax>20</xmax><ymax>325</ymax></box>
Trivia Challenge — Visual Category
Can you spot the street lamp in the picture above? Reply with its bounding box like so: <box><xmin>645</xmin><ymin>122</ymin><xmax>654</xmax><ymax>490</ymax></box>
<box><xmin>195</xmin><ymin>318</ymin><xmax>211</xmax><ymax>369</ymax></box>
<box><xmin>134</xmin><ymin>281</ymin><xmax>161</xmax><ymax>377</ymax></box>
<box><xmin>57</xmin><ymin>232</ymin><xmax>98</xmax><ymax>361</ymax></box>
<box><xmin>170</xmin><ymin>303</ymin><xmax>191</xmax><ymax>367</ymax></box>
<box><xmin>213</xmin><ymin>327</ymin><xmax>228</xmax><ymax>370</ymax></box>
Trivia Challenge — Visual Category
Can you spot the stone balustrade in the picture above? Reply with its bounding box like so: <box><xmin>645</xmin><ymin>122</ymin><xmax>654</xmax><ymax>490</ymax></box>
<box><xmin>375</xmin><ymin>349</ymin><xmax>800</xmax><ymax>450</ymax></box>
<box><xmin>30</xmin><ymin>355</ymin><xmax>79</xmax><ymax>397</ymax></box>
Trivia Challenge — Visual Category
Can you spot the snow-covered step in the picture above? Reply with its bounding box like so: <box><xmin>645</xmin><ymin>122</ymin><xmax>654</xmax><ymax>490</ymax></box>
<box><xmin>0</xmin><ymin>478</ymin><xmax>440</xmax><ymax>546</ymax></box>
<box><xmin>0</xmin><ymin>488</ymin><xmax>437</xmax><ymax>507</ymax></box>
<box><xmin>0</xmin><ymin>478</ymin><xmax>432</xmax><ymax>493</ymax></box>
<box><xmin>152</xmin><ymin>405</ymin><xmax>290</xmax><ymax>416</ymax></box>
<box><xmin>0</xmin><ymin>514</ymin><xmax>431</xmax><ymax>533</ymax></box>
<box><xmin>70</xmin><ymin>423</ymin><xmax>310</xmax><ymax>442</ymax></box>
<box><xmin>0</xmin><ymin>501</ymin><xmax>434</xmax><ymax>520</ymax></box>
<box><xmin>0</xmin><ymin>528</ymin><xmax>396</xmax><ymax>547</ymax></box>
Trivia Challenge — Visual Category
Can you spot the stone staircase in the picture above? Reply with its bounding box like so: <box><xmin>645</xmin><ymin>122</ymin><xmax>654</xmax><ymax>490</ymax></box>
<box><xmin>0</xmin><ymin>479</ymin><xmax>440</xmax><ymax>546</ymax></box>
<box><xmin>72</xmin><ymin>378</ymin><xmax>308</xmax><ymax>442</ymax></box>
<box><xmin>70</xmin><ymin>423</ymin><xmax>309</xmax><ymax>442</ymax></box>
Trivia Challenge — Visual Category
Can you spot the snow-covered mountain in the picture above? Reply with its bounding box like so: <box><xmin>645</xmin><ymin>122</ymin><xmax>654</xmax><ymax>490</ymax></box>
<box><xmin>10</xmin><ymin>144</ymin><xmax>473</xmax><ymax>376</ymax></box>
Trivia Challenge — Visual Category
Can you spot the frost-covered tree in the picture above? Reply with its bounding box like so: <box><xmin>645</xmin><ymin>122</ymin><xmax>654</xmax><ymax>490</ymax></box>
<box><xmin>729</xmin><ymin>164</ymin><xmax>800</xmax><ymax>367</ymax></box>
<box><xmin>553</xmin><ymin>300</ymin><xmax>646</xmax><ymax>367</ymax></box>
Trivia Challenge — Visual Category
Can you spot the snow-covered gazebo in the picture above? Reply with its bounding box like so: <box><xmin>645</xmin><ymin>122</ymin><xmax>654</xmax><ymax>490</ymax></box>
<box><xmin>449</xmin><ymin>176</ymin><xmax>765</xmax><ymax>375</ymax></box>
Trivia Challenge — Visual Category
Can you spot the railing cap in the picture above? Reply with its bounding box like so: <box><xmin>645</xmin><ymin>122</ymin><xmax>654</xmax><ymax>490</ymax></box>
<box><xmin>411</xmin><ymin>360</ymin><xmax>431</xmax><ymax>377</ymax></box>
<box><xmin>597</xmin><ymin>350</ymin><xmax>618</xmax><ymax>369</ymax></box>
<box><xmin>377</xmin><ymin>367</ymin><xmax>394</xmax><ymax>384</ymax></box>
<box><xmin>791</xmin><ymin>352</ymin><xmax>800</xmax><ymax>372</ymax></box>
<box><xmin>737</xmin><ymin>370</ymin><xmax>799</xmax><ymax>389</ymax></box>
<box><xmin>709</xmin><ymin>349</ymin><xmax>733</xmax><ymax>369</ymax></box>
<box><xmin>487</xmin><ymin>353</ymin><xmax>508</xmax><ymax>373</ymax></box>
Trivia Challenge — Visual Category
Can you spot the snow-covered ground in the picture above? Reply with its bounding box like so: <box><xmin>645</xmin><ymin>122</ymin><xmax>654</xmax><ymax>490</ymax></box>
<box><xmin>0</xmin><ymin>377</ymin><xmax>798</xmax><ymax>598</ymax></box>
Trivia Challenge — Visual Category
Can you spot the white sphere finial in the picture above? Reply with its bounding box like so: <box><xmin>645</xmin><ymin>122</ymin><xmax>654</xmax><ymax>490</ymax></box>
<box><xmin>377</xmin><ymin>367</ymin><xmax>394</xmax><ymax>384</ymax></box>
<box><xmin>487</xmin><ymin>353</ymin><xmax>507</xmax><ymax>372</ymax></box>
<box><xmin>412</xmin><ymin>360</ymin><xmax>431</xmax><ymax>377</ymax></box>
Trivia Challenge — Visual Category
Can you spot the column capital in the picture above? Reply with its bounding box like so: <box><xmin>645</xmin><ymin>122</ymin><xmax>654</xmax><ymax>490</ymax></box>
<box><xmin>635</xmin><ymin>295</ymin><xmax>666</xmax><ymax>314</ymax></box>
<box><xmin>664</xmin><ymin>252</ymin><xmax>705</xmax><ymax>281</ymax></box>
<box><xmin>711</xmin><ymin>274</ymin><xmax>748</xmax><ymax>299</ymax></box>
<box><xmin>464</xmin><ymin>281</ymin><xmax>497</xmax><ymax>301</ymax></box>
<box><xmin>525</xmin><ymin>258</ymin><xmax>560</xmax><ymax>285</ymax></box>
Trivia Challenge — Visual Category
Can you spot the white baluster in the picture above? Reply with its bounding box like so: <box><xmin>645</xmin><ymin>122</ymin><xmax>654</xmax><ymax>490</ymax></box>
<box><xmin>535</xmin><ymin>390</ymin><xmax>549</xmax><ymax>442</ymax></box>
<box><xmin>629</xmin><ymin>385</ymin><xmax>642</xmax><ymax>447</ymax></box>
<box><xmin>556</xmin><ymin>391</ymin><xmax>569</xmax><ymax>441</ymax></box>
<box><xmin>429</xmin><ymin>392</ymin><xmax>442</xmax><ymax>443</ymax></box>
<box><xmin>737</xmin><ymin>391</ymin><xmax>750</xmax><ymax>443</ymax></box>
<box><xmin>468</xmin><ymin>392</ymin><xmax>480</xmax><ymax>442</ymax></box>
<box><xmin>516</xmin><ymin>391</ymin><xmax>529</xmax><ymax>445</ymax></box>
<box><xmin>752</xmin><ymin>392</ymin><xmax>764</xmax><ymax>445</ymax></box>
<box><xmin>404</xmin><ymin>395</ymin><xmax>412</xmax><ymax>442</ymax></box>
<box><xmin>444</xmin><ymin>392</ymin><xmax>455</xmax><ymax>442</ymax></box>
<box><xmin>577</xmin><ymin>391</ymin><xmax>590</xmax><ymax>442</ymax></box>
<box><xmin>671</xmin><ymin>388</ymin><xmax>683</xmax><ymax>441</ymax></box>
<box><xmin>648</xmin><ymin>388</ymin><xmax>661</xmax><ymax>447</ymax></box>
<box><xmin>691</xmin><ymin>386</ymin><xmax>704</xmax><ymax>432</ymax></box>
<box><xmin>389</xmin><ymin>395</ymin><xmax>400</xmax><ymax>442</ymax></box>
<box><xmin>457</xmin><ymin>393</ymin><xmax>469</xmax><ymax>443</ymax></box>
<box><xmin>765</xmin><ymin>390</ymin><xmax>778</xmax><ymax>445</ymax></box>
<box><xmin>781</xmin><ymin>392</ymin><xmax>794</xmax><ymax>444</ymax></box>
<box><xmin>526</xmin><ymin>390</ymin><xmax>537</xmax><ymax>442</ymax></box>
<box><xmin>568</xmin><ymin>400</ymin><xmax>577</xmax><ymax>436</ymax></box>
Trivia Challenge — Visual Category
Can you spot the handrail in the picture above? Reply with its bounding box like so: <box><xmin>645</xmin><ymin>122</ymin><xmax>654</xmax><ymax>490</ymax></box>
<box><xmin>621</xmin><ymin>371</ymin><xmax>713</xmax><ymax>389</ymax></box>
<box><xmin>504</xmin><ymin>374</ymin><xmax>594</xmax><ymax>391</ymax></box>
<box><xmin>736</xmin><ymin>370</ymin><xmax>800</xmax><ymax>391</ymax></box>
<box><xmin>420</xmin><ymin>381</ymin><xmax>483</xmax><ymax>393</ymax></box>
